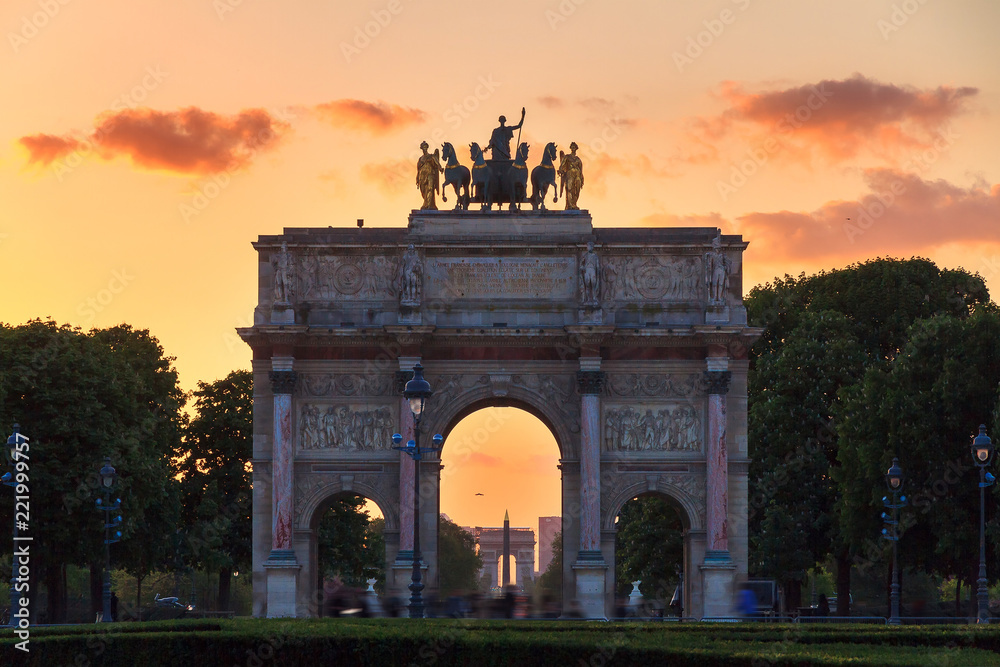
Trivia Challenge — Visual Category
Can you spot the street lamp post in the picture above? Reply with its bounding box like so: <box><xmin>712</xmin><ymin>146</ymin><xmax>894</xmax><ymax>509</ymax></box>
<box><xmin>882</xmin><ymin>457</ymin><xmax>905</xmax><ymax>625</ymax></box>
<box><xmin>971</xmin><ymin>425</ymin><xmax>995</xmax><ymax>624</ymax></box>
<box><xmin>95</xmin><ymin>457</ymin><xmax>122</xmax><ymax>623</ymax></box>
<box><xmin>392</xmin><ymin>364</ymin><xmax>443</xmax><ymax>619</ymax></box>
<box><xmin>4</xmin><ymin>424</ymin><xmax>29</xmax><ymax>628</ymax></box>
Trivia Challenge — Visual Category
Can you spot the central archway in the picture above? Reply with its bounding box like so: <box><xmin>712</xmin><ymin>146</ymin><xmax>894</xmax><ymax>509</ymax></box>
<box><xmin>439</xmin><ymin>406</ymin><xmax>560</xmax><ymax>597</ymax></box>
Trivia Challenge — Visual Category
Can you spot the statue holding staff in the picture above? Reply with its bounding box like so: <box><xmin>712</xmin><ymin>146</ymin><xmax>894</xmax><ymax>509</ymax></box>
<box><xmin>486</xmin><ymin>108</ymin><xmax>525</xmax><ymax>160</ymax></box>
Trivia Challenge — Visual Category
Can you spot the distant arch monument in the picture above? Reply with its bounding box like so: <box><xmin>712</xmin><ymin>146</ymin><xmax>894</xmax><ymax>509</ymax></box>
<box><xmin>240</xmin><ymin>209</ymin><xmax>760</xmax><ymax>619</ymax></box>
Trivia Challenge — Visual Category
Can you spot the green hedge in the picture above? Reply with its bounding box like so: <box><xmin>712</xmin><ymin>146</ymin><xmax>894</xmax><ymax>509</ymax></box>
<box><xmin>3</xmin><ymin>619</ymin><xmax>1000</xmax><ymax>666</ymax></box>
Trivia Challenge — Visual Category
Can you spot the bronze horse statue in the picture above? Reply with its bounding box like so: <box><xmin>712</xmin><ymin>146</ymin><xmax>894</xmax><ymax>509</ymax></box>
<box><xmin>507</xmin><ymin>142</ymin><xmax>530</xmax><ymax>211</ymax></box>
<box><xmin>440</xmin><ymin>142</ymin><xmax>470</xmax><ymax>210</ymax></box>
<box><xmin>530</xmin><ymin>142</ymin><xmax>558</xmax><ymax>211</ymax></box>
<box><xmin>469</xmin><ymin>142</ymin><xmax>495</xmax><ymax>210</ymax></box>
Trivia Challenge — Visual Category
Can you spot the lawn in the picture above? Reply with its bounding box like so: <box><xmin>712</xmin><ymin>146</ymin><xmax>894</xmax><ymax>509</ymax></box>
<box><xmin>3</xmin><ymin>618</ymin><xmax>1000</xmax><ymax>666</ymax></box>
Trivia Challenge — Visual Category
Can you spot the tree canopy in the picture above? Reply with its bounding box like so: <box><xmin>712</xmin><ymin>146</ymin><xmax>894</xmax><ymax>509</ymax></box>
<box><xmin>175</xmin><ymin>369</ymin><xmax>253</xmax><ymax>610</ymax></box>
<box><xmin>836</xmin><ymin>308</ymin><xmax>1000</xmax><ymax>588</ymax></box>
<box><xmin>0</xmin><ymin>321</ymin><xmax>185</xmax><ymax>621</ymax></box>
<box><xmin>745</xmin><ymin>258</ymin><xmax>991</xmax><ymax>611</ymax></box>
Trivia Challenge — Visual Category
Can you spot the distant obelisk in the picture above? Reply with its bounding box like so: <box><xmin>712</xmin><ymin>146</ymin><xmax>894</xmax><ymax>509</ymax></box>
<box><xmin>502</xmin><ymin>510</ymin><xmax>511</xmax><ymax>587</ymax></box>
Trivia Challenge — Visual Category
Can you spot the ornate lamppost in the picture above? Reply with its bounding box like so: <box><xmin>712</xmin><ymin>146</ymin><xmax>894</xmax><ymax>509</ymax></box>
<box><xmin>95</xmin><ymin>457</ymin><xmax>122</xmax><ymax>623</ymax></box>
<box><xmin>881</xmin><ymin>457</ymin><xmax>905</xmax><ymax>625</ymax></box>
<box><xmin>971</xmin><ymin>425</ymin><xmax>995</xmax><ymax>624</ymax></box>
<box><xmin>4</xmin><ymin>424</ymin><xmax>29</xmax><ymax>628</ymax></box>
<box><xmin>392</xmin><ymin>364</ymin><xmax>443</xmax><ymax>619</ymax></box>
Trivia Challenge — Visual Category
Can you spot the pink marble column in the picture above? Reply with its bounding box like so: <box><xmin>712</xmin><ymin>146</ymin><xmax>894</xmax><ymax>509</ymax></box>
<box><xmin>398</xmin><ymin>400</ymin><xmax>415</xmax><ymax>553</ymax></box>
<box><xmin>269</xmin><ymin>370</ymin><xmax>297</xmax><ymax>551</ymax></box>
<box><xmin>577</xmin><ymin>371</ymin><xmax>605</xmax><ymax>556</ymax></box>
<box><xmin>704</xmin><ymin>371</ymin><xmax>731</xmax><ymax>555</ymax></box>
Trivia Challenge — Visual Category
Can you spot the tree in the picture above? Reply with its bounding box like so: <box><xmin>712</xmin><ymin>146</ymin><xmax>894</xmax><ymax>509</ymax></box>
<box><xmin>748</xmin><ymin>310</ymin><xmax>866</xmax><ymax>608</ymax></box>
<box><xmin>438</xmin><ymin>515</ymin><xmax>482</xmax><ymax>596</ymax></box>
<box><xmin>536</xmin><ymin>530</ymin><xmax>563</xmax><ymax>606</ymax></box>
<box><xmin>175</xmin><ymin>370</ymin><xmax>252</xmax><ymax>610</ymax></box>
<box><xmin>836</xmin><ymin>308</ymin><xmax>1000</xmax><ymax>606</ymax></box>
<box><xmin>317</xmin><ymin>495</ymin><xmax>384</xmax><ymax>587</ymax></box>
<box><xmin>615</xmin><ymin>495</ymin><xmax>683</xmax><ymax>600</ymax></box>
<box><xmin>746</xmin><ymin>258</ymin><xmax>989</xmax><ymax>613</ymax></box>
<box><xmin>92</xmin><ymin>325</ymin><xmax>186</xmax><ymax>619</ymax></box>
<box><xmin>0</xmin><ymin>321</ymin><xmax>185</xmax><ymax>622</ymax></box>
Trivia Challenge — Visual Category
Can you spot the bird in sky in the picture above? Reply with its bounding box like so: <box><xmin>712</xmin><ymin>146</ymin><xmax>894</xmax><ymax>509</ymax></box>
<box><xmin>475</xmin><ymin>493</ymin><xmax>484</xmax><ymax>496</ymax></box>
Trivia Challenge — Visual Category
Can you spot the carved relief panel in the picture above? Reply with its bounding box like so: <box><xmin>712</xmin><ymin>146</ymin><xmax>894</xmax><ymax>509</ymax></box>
<box><xmin>601</xmin><ymin>256</ymin><xmax>702</xmax><ymax>302</ymax></box>
<box><xmin>294</xmin><ymin>253</ymin><xmax>400</xmax><ymax>302</ymax></box>
<box><xmin>603</xmin><ymin>403</ymin><xmax>703</xmax><ymax>452</ymax></box>
<box><xmin>297</xmin><ymin>402</ymin><xmax>397</xmax><ymax>451</ymax></box>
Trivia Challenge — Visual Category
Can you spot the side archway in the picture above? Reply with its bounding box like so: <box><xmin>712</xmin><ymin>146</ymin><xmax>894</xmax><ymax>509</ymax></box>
<box><xmin>292</xmin><ymin>482</ymin><xmax>394</xmax><ymax>618</ymax></box>
<box><xmin>604</xmin><ymin>480</ymin><xmax>703</xmax><ymax>619</ymax></box>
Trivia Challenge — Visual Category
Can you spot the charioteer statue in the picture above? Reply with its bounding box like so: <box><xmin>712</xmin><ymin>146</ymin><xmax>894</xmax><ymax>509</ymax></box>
<box><xmin>486</xmin><ymin>108</ymin><xmax>525</xmax><ymax>161</ymax></box>
<box><xmin>414</xmin><ymin>108</ymin><xmax>585</xmax><ymax>212</ymax></box>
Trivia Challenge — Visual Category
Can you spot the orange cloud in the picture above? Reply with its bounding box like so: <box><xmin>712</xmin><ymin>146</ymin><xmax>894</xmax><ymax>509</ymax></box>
<box><xmin>688</xmin><ymin>74</ymin><xmax>977</xmax><ymax>165</ymax></box>
<box><xmin>20</xmin><ymin>107</ymin><xmax>290</xmax><ymax>174</ymax></box>
<box><xmin>19</xmin><ymin>134</ymin><xmax>82</xmax><ymax>166</ymax></box>
<box><xmin>360</xmin><ymin>158</ymin><xmax>412</xmax><ymax>195</ymax></box>
<box><xmin>737</xmin><ymin>170</ymin><xmax>1000</xmax><ymax>262</ymax></box>
<box><xmin>314</xmin><ymin>99</ymin><xmax>426</xmax><ymax>134</ymax></box>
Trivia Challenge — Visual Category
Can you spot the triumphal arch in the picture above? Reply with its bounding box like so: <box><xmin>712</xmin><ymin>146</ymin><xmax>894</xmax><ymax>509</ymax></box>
<box><xmin>240</xmin><ymin>207</ymin><xmax>759</xmax><ymax>619</ymax></box>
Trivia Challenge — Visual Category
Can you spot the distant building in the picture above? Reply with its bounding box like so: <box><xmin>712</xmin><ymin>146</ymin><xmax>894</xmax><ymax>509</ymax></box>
<box><xmin>537</xmin><ymin>516</ymin><xmax>561</xmax><ymax>576</ymax></box>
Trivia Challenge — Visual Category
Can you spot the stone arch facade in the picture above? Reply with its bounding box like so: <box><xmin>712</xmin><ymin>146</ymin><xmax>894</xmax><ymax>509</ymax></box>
<box><xmin>241</xmin><ymin>211</ymin><xmax>760</xmax><ymax>619</ymax></box>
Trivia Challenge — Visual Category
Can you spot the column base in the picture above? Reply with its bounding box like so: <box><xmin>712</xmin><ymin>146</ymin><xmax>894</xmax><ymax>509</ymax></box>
<box><xmin>700</xmin><ymin>551</ymin><xmax>735</xmax><ymax>619</ymax></box>
<box><xmin>572</xmin><ymin>552</ymin><xmax>608</xmax><ymax>620</ymax></box>
<box><xmin>263</xmin><ymin>549</ymin><xmax>300</xmax><ymax>618</ymax></box>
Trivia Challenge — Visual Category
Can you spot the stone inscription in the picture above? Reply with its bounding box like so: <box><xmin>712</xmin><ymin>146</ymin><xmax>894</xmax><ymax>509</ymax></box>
<box><xmin>427</xmin><ymin>258</ymin><xmax>574</xmax><ymax>300</ymax></box>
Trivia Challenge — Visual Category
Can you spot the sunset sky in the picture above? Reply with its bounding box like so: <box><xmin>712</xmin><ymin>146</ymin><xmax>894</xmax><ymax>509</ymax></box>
<box><xmin>3</xmin><ymin>1</ymin><xmax>999</xmax><ymax>539</ymax></box>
